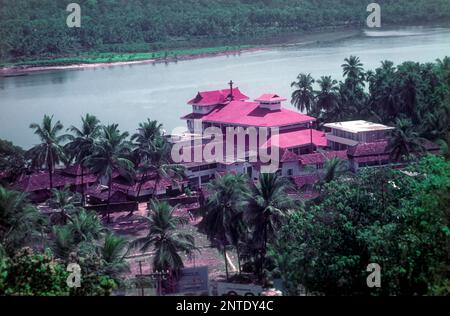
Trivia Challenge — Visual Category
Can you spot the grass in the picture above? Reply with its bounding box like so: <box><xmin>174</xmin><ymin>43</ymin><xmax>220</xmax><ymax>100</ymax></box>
<box><xmin>1</xmin><ymin>45</ymin><xmax>255</xmax><ymax>68</ymax></box>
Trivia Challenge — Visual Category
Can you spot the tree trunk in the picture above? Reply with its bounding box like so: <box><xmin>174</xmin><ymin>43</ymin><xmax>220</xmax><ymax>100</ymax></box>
<box><xmin>107</xmin><ymin>177</ymin><xmax>112</xmax><ymax>223</ymax></box>
<box><xmin>80</xmin><ymin>166</ymin><xmax>85</xmax><ymax>207</ymax></box>
<box><xmin>48</xmin><ymin>147</ymin><xmax>54</xmax><ymax>189</ymax></box>
<box><xmin>223</xmin><ymin>246</ymin><xmax>229</xmax><ymax>281</ymax></box>
<box><xmin>153</xmin><ymin>174</ymin><xmax>159</xmax><ymax>199</ymax></box>
<box><xmin>236</xmin><ymin>244</ymin><xmax>241</xmax><ymax>274</ymax></box>
<box><xmin>261</xmin><ymin>223</ymin><xmax>268</xmax><ymax>280</ymax></box>
<box><xmin>136</xmin><ymin>170</ymin><xmax>147</xmax><ymax>201</ymax></box>
<box><xmin>48</xmin><ymin>167</ymin><xmax>53</xmax><ymax>190</ymax></box>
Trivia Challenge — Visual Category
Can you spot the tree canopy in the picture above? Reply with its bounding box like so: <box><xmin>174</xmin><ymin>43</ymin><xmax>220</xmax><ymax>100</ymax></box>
<box><xmin>1</xmin><ymin>0</ymin><xmax>450</xmax><ymax>63</ymax></box>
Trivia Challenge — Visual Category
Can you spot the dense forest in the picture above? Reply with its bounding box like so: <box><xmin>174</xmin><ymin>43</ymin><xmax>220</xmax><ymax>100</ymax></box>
<box><xmin>1</xmin><ymin>0</ymin><xmax>450</xmax><ymax>63</ymax></box>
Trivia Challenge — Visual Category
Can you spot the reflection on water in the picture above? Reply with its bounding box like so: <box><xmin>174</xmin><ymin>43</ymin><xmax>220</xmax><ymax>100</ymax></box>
<box><xmin>1</xmin><ymin>26</ymin><xmax>450</xmax><ymax>148</ymax></box>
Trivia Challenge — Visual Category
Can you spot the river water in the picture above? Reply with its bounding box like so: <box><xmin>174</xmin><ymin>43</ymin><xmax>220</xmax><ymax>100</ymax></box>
<box><xmin>1</xmin><ymin>26</ymin><xmax>450</xmax><ymax>148</ymax></box>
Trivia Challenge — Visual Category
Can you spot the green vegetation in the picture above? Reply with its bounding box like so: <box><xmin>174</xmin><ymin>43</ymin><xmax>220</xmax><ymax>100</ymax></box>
<box><xmin>0</xmin><ymin>139</ymin><xmax>26</xmax><ymax>184</ymax></box>
<box><xmin>130</xmin><ymin>200</ymin><xmax>197</xmax><ymax>275</ymax></box>
<box><xmin>292</xmin><ymin>56</ymin><xmax>450</xmax><ymax>158</ymax></box>
<box><xmin>0</xmin><ymin>51</ymin><xmax>449</xmax><ymax>294</ymax></box>
<box><xmin>199</xmin><ymin>173</ymin><xmax>250</xmax><ymax>279</ymax></box>
<box><xmin>28</xmin><ymin>115</ymin><xmax>68</xmax><ymax>189</ymax></box>
<box><xmin>271</xmin><ymin>156</ymin><xmax>450</xmax><ymax>295</ymax></box>
<box><xmin>1</xmin><ymin>0</ymin><xmax>450</xmax><ymax>66</ymax></box>
<box><xmin>0</xmin><ymin>186</ymin><xmax>121</xmax><ymax>295</ymax></box>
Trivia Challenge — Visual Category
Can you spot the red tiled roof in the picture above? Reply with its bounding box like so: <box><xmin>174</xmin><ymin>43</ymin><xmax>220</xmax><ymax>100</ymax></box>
<box><xmin>347</xmin><ymin>141</ymin><xmax>388</xmax><ymax>157</ymax></box>
<box><xmin>255</xmin><ymin>94</ymin><xmax>287</xmax><ymax>103</ymax></box>
<box><xmin>112</xmin><ymin>176</ymin><xmax>185</xmax><ymax>193</ymax></box>
<box><xmin>86</xmin><ymin>185</ymin><xmax>128</xmax><ymax>202</ymax></box>
<box><xmin>262</xmin><ymin>128</ymin><xmax>326</xmax><ymax>149</ymax></box>
<box><xmin>299</xmin><ymin>150</ymin><xmax>348</xmax><ymax>165</ymax></box>
<box><xmin>187</xmin><ymin>88</ymin><xmax>249</xmax><ymax>106</ymax></box>
<box><xmin>182</xmin><ymin>100</ymin><xmax>315</xmax><ymax>127</ymax></box>
<box><xmin>280</xmin><ymin>149</ymin><xmax>298</xmax><ymax>162</ymax></box>
<box><xmin>60</xmin><ymin>164</ymin><xmax>92</xmax><ymax>176</ymax></box>
<box><xmin>15</xmin><ymin>171</ymin><xmax>97</xmax><ymax>192</ymax></box>
<box><xmin>348</xmin><ymin>139</ymin><xmax>440</xmax><ymax>160</ymax></box>
<box><xmin>354</xmin><ymin>155</ymin><xmax>390</xmax><ymax>163</ymax></box>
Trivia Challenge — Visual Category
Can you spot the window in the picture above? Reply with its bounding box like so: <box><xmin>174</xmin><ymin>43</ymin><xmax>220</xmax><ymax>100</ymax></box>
<box><xmin>287</xmin><ymin>169</ymin><xmax>293</xmax><ymax>176</ymax></box>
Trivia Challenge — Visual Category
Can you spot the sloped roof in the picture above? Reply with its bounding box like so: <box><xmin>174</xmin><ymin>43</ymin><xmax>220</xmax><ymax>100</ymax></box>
<box><xmin>299</xmin><ymin>150</ymin><xmax>348</xmax><ymax>165</ymax></box>
<box><xmin>187</xmin><ymin>88</ymin><xmax>249</xmax><ymax>106</ymax></box>
<box><xmin>280</xmin><ymin>149</ymin><xmax>298</xmax><ymax>162</ymax></box>
<box><xmin>15</xmin><ymin>170</ymin><xmax>97</xmax><ymax>192</ymax></box>
<box><xmin>262</xmin><ymin>128</ymin><xmax>326</xmax><ymax>149</ymax></box>
<box><xmin>182</xmin><ymin>99</ymin><xmax>315</xmax><ymax>127</ymax></box>
<box><xmin>255</xmin><ymin>93</ymin><xmax>287</xmax><ymax>103</ymax></box>
<box><xmin>347</xmin><ymin>141</ymin><xmax>388</xmax><ymax>157</ymax></box>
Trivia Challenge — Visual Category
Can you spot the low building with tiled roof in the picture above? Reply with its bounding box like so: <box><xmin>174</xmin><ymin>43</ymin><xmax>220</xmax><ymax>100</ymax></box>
<box><xmin>347</xmin><ymin>139</ymin><xmax>440</xmax><ymax>172</ymax></box>
<box><xmin>15</xmin><ymin>167</ymin><xmax>97</xmax><ymax>203</ymax></box>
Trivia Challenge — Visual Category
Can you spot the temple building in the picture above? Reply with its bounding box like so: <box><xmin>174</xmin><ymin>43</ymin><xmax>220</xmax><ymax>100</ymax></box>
<box><xmin>178</xmin><ymin>83</ymin><xmax>328</xmax><ymax>187</ymax></box>
<box><xmin>177</xmin><ymin>84</ymin><xmax>440</xmax><ymax>189</ymax></box>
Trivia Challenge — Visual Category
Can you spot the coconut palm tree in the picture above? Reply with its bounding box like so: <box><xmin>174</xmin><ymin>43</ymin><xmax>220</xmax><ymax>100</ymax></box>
<box><xmin>131</xmin><ymin>119</ymin><xmax>163</xmax><ymax>201</ymax></box>
<box><xmin>322</xmin><ymin>157</ymin><xmax>345</xmax><ymax>184</ymax></box>
<box><xmin>68</xmin><ymin>208</ymin><xmax>105</xmax><ymax>244</ymax></box>
<box><xmin>436</xmin><ymin>56</ymin><xmax>450</xmax><ymax>87</ymax></box>
<box><xmin>130</xmin><ymin>200</ymin><xmax>197</xmax><ymax>276</ymax></box>
<box><xmin>65</xmin><ymin>114</ymin><xmax>101</xmax><ymax>206</ymax></box>
<box><xmin>28</xmin><ymin>115</ymin><xmax>68</xmax><ymax>189</ymax></box>
<box><xmin>148</xmin><ymin>136</ymin><xmax>185</xmax><ymax>198</ymax></box>
<box><xmin>244</xmin><ymin>173</ymin><xmax>294</xmax><ymax>279</ymax></box>
<box><xmin>291</xmin><ymin>73</ymin><xmax>315</xmax><ymax>114</ymax></box>
<box><xmin>99</xmin><ymin>232</ymin><xmax>129</xmax><ymax>278</ymax></box>
<box><xmin>48</xmin><ymin>186</ymin><xmax>81</xmax><ymax>224</ymax></box>
<box><xmin>0</xmin><ymin>187</ymin><xmax>44</xmax><ymax>255</ymax></box>
<box><xmin>199</xmin><ymin>173</ymin><xmax>249</xmax><ymax>279</ymax></box>
<box><xmin>86</xmin><ymin>124</ymin><xmax>134</xmax><ymax>222</ymax></box>
<box><xmin>316</xmin><ymin>76</ymin><xmax>339</xmax><ymax>114</ymax></box>
<box><xmin>342</xmin><ymin>55</ymin><xmax>365</xmax><ymax>86</ymax></box>
<box><xmin>367</xmin><ymin>60</ymin><xmax>398</xmax><ymax>123</ymax></box>
<box><xmin>387</xmin><ymin>118</ymin><xmax>426</xmax><ymax>162</ymax></box>
<box><xmin>52</xmin><ymin>225</ymin><xmax>76</xmax><ymax>259</ymax></box>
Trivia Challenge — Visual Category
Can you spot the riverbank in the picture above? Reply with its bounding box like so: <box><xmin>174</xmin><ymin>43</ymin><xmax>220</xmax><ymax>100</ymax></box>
<box><xmin>0</xmin><ymin>45</ymin><xmax>261</xmax><ymax>76</ymax></box>
<box><xmin>0</xmin><ymin>28</ymin><xmax>363</xmax><ymax>77</ymax></box>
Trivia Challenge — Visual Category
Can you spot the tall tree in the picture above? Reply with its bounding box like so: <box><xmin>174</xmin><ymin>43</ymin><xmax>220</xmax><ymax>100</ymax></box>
<box><xmin>387</xmin><ymin>118</ymin><xmax>426</xmax><ymax>162</ymax></box>
<box><xmin>199</xmin><ymin>173</ymin><xmax>249</xmax><ymax>279</ymax></box>
<box><xmin>244</xmin><ymin>173</ymin><xmax>294</xmax><ymax>278</ymax></box>
<box><xmin>0</xmin><ymin>187</ymin><xmax>44</xmax><ymax>255</ymax></box>
<box><xmin>65</xmin><ymin>114</ymin><xmax>101</xmax><ymax>206</ymax></box>
<box><xmin>86</xmin><ymin>124</ymin><xmax>134</xmax><ymax>222</ymax></box>
<box><xmin>315</xmin><ymin>76</ymin><xmax>339</xmax><ymax>113</ymax></box>
<box><xmin>130</xmin><ymin>200</ymin><xmax>197</xmax><ymax>276</ymax></box>
<box><xmin>0</xmin><ymin>139</ymin><xmax>27</xmax><ymax>184</ymax></box>
<box><xmin>342</xmin><ymin>55</ymin><xmax>365</xmax><ymax>87</ymax></box>
<box><xmin>148</xmin><ymin>136</ymin><xmax>185</xmax><ymax>198</ymax></box>
<box><xmin>291</xmin><ymin>73</ymin><xmax>315</xmax><ymax>114</ymax></box>
<box><xmin>131</xmin><ymin>119</ymin><xmax>163</xmax><ymax>201</ymax></box>
<box><xmin>48</xmin><ymin>186</ymin><xmax>81</xmax><ymax>224</ymax></box>
<box><xmin>27</xmin><ymin>115</ymin><xmax>68</xmax><ymax>189</ymax></box>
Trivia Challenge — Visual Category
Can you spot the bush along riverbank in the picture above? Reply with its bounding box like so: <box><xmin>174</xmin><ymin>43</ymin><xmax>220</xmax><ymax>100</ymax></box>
<box><xmin>0</xmin><ymin>45</ymin><xmax>258</xmax><ymax>75</ymax></box>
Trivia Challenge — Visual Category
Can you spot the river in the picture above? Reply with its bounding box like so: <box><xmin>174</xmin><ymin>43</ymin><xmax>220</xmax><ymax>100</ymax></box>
<box><xmin>1</xmin><ymin>25</ymin><xmax>450</xmax><ymax>148</ymax></box>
